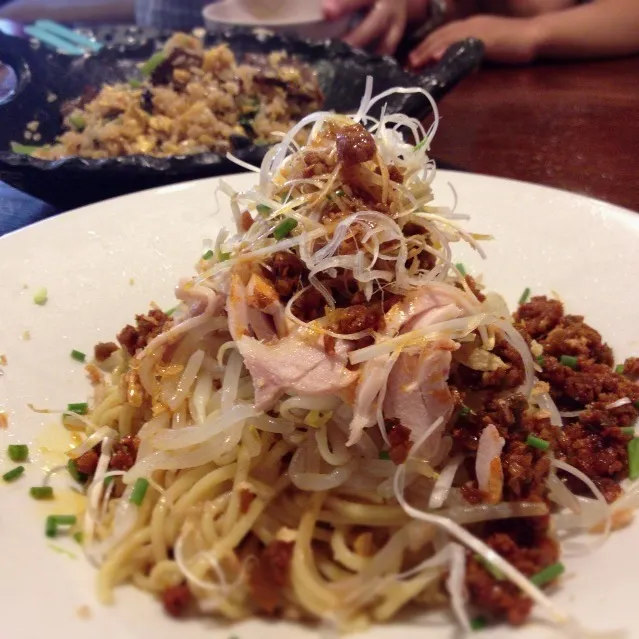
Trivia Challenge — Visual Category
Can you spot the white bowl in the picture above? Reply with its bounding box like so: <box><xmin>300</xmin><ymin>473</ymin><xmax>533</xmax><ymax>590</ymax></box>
<box><xmin>202</xmin><ymin>0</ymin><xmax>350</xmax><ymax>41</ymax></box>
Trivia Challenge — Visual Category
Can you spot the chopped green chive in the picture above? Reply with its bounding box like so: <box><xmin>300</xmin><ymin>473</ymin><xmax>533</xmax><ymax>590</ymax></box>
<box><xmin>130</xmin><ymin>477</ymin><xmax>150</xmax><ymax>505</ymax></box>
<box><xmin>334</xmin><ymin>189</ymin><xmax>345</xmax><ymax>197</ymax></box>
<box><xmin>73</xmin><ymin>531</ymin><xmax>84</xmax><ymax>544</ymax></box>
<box><xmin>104</xmin><ymin>475</ymin><xmax>114</xmax><ymax>487</ymax></box>
<box><xmin>45</xmin><ymin>514</ymin><xmax>77</xmax><ymax>538</ymax></box>
<box><xmin>128</xmin><ymin>78</ymin><xmax>142</xmax><ymax>88</ymax></box>
<box><xmin>30</xmin><ymin>486</ymin><xmax>54</xmax><ymax>500</ymax></box>
<box><xmin>455</xmin><ymin>263</ymin><xmax>467</xmax><ymax>276</ymax></box>
<box><xmin>615</xmin><ymin>364</ymin><xmax>625</xmax><ymax>374</ymax></box>
<box><xmin>33</xmin><ymin>287</ymin><xmax>48</xmax><ymax>305</ymax></box>
<box><xmin>273</xmin><ymin>218</ymin><xmax>298</xmax><ymax>241</ymax></box>
<box><xmin>71</xmin><ymin>349</ymin><xmax>86</xmax><ymax>363</ymax></box>
<box><xmin>621</xmin><ymin>426</ymin><xmax>635</xmax><ymax>437</ymax></box>
<box><xmin>8</xmin><ymin>444</ymin><xmax>29</xmax><ymax>462</ymax></box>
<box><xmin>202</xmin><ymin>249</ymin><xmax>214</xmax><ymax>260</ymax></box>
<box><xmin>526</xmin><ymin>434</ymin><xmax>550</xmax><ymax>451</ymax></box>
<box><xmin>11</xmin><ymin>142</ymin><xmax>40</xmax><ymax>155</ymax></box>
<box><xmin>475</xmin><ymin>554</ymin><xmax>504</xmax><ymax>580</ymax></box>
<box><xmin>460</xmin><ymin>405</ymin><xmax>471</xmax><ymax>416</ymax></box>
<box><xmin>165</xmin><ymin>305</ymin><xmax>180</xmax><ymax>317</ymax></box>
<box><xmin>68</xmin><ymin>114</ymin><xmax>86</xmax><ymax>131</ymax></box>
<box><xmin>634</xmin><ymin>400</ymin><xmax>639</xmax><ymax>410</ymax></box>
<box><xmin>219</xmin><ymin>251</ymin><xmax>231</xmax><ymax>262</ymax></box>
<box><xmin>414</xmin><ymin>138</ymin><xmax>428</xmax><ymax>152</ymax></box>
<box><xmin>140</xmin><ymin>51</ymin><xmax>166</xmax><ymax>77</ymax></box>
<box><xmin>257</xmin><ymin>204</ymin><xmax>272</xmax><ymax>216</ymax></box>
<box><xmin>559</xmin><ymin>355</ymin><xmax>578</xmax><ymax>369</ymax></box>
<box><xmin>518</xmin><ymin>287</ymin><xmax>531</xmax><ymax>305</ymax></box>
<box><xmin>628</xmin><ymin>438</ymin><xmax>639</xmax><ymax>480</ymax></box>
<box><xmin>67</xmin><ymin>459</ymin><xmax>87</xmax><ymax>484</ymax></box>
<box><xmin>535</xmin><ymin>355</ymin><xmax>545</xmax><ymax>367</ymax></box>
<box><xmin>67</xmin><ymin>402</ymin><xmax>88</xmax><ymax>415</ymax></box>
<box><xmin>378</xmin><ymin>451</ymin><xmax>391</xmax><ymax>460</ymax></box>
<box><xmin>2</xmin><ymin>466</ymin><xmax>25</xmax><ymax>482</ymax></box>
<box><xmin>530</xmin><ymin>562</ymin><xmax>565</xmax><ymax>587</ymax></box>
<box><xmin>470</xmin><ymin>617</ymin><xmax>487</xmax><ymax>631</ymax></box>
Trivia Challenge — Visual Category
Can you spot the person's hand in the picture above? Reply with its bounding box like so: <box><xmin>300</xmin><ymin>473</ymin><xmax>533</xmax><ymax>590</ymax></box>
<box><xmin>323</xmin><ymin>0</ymin><xmax>409</xmax><ymax>55</ymax></box>
<box><xmin>408</xmin><ymin>15</ymin><xmax>541</xmax><ymax>67</ymax></box>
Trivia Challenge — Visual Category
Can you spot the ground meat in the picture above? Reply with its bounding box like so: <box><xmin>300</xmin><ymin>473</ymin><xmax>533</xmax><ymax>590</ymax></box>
<box><xmin>387</xmin><ymin>164</ymin><xmax>404</xmax><ymax>184</ymax></box>
<box><xmin>75</xmin><ymin>449</ymin><xmax>99</xmax><ymax>477</ymax></box>
<box><xmin>302</xmin><ymin>150</ymin><xmax>332</xmax><ymax>178</ymax></box>
<box><xmin>558</xmin><ymin>422</ymin><xmax>630</xmax><ymax>501</ymax></box>
<box><xmin>623</xmin><ymin>357</ymin><xmax>639</xmax><ymax>377</ymax></box>
<box><xmin>451</xmin><ymin>335</ymin><xmax>525</xmax><ymax>392</ymax></box>
<box><xmin>329</xmin><ymin>304</ymin><xmax>384</xmax><ymax>335</ymax></box>
<box><xmin>460</xmin><ymin>482</ymin><xmax>483</xmax><ymax>504</ymax></box>
<box><xmin>109</xmin><ymin>435</ymin><xmax>140</xmax><ymax>472</ymax></box>
<box><xmin>386</xmin><ymin>419</ymin><xmax>413</xmax><ymax>465</ymax></box>
<box><xmin>336</xmin><ymin>124</ymin><xmax>376</xmax><ymax>167</ymax></box>
<box><xmin>465</xmin><ymin>275</ymin><xmax>486</xmax><ymax>302</ymax></box>
<box><xmin>502</xmin><ymin>439</ymin><xmax>551</xmax><ymax>501</ymax></box>
<box><xmin>162</xmin><ymin>583</ymin><xmax>192</xmax><ymax>617</ymax></box>
<box><xmin>542</xmin><ymin>315</ymin><xmax>613</xmax><ymax>365</ymax></box>
<box><xmin>240</xmin><ymin>210</ymin><xmax>254</xmax><ymax>232</ymax></box>
<box><xmin>249</xmin><ymin>541</ymin><xmax>294</xmax><ymax>614</ymax></box>
<box><xmin>94</xmin><ymin>341</ymin><xmax>118</xmax><ymax>362</ymax></box>
<box><xmin>291</xmin><ymin>287</ymin><xmax>325</xmax><ymax>322</ymax></box>
<box><xmin>117</xmin><ymin>309</ymin><xmax>171</xmax><ymax>356</ymax></box>
<box><xmin>240</xmin><ymin>489</ymin><xmax>256</xmax><ymax>513</ymax></box>
<box><xmin>263</xmin><ymin>251</ymin><xmax>308</xmax><ymax>300</ymax></box>
<box><xmin>514</xmin><ymin>296</ymin><xmax>564</xmax><ymax>340</ymax></box>
<box><xmin>466</xmin><ymin>525</ymin><xmax>558</xmax><ymax>625</ymax></box>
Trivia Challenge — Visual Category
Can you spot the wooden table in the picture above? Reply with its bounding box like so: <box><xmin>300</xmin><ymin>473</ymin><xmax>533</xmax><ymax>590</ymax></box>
<box><xmin>432</xmin><ymin>56</ymin><xmax>639</xmax><ymax>213</ymax></box>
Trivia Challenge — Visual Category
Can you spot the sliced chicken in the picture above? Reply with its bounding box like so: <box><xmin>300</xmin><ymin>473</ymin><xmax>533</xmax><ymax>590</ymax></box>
<box><xmin>383</xmin><ymin>341</ymin><xmax>456</xmax><ymax>457</ymax></box>
<box><xmin>348</xmin><ymin>287</ymin><xmax>463</xmax><ymax>446</ymax></box>
<box><xmin>227</xmin><ymin>267</ymin><xmax>288</xmax><ymax>343</ymax></box>
<box><xmin>238</xmin><ymin>333</ymin><xmax>358</xmax><ymax>411</ymax></box>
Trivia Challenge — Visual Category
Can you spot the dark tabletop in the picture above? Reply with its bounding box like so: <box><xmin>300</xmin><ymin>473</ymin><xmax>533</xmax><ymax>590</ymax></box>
<box><xmin>432</xmin><ymin>55</ymin><xmax>639</xmax><ymax>212</ymax></box>
<box><xmin>1</xmin><ymin>45</ymin><xmax>638</xmax><ymax>237</ymax></box>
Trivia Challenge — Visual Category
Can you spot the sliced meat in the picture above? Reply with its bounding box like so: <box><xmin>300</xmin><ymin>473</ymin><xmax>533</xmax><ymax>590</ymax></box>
<box><xmin>348</xmin><ymin>287</ymin><xmax>463</xmax><ymax>445</ymax></box>
<box><xmin>238</xmin><ymin>333</ymin><xmax>358</xmax><ymax>411</ymax></box>
<box><xmin>94</xmin><ymin>341</ymin><xmax>118</xmax><ymax>362</ymax></box>
<box><xmin>336</xmin><ymin>124</ymin><xmax>376</xmax><ymax>167</ymax></box>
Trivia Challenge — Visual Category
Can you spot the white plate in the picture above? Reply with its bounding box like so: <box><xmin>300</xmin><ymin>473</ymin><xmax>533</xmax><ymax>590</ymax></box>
<box><xmin>1</xmin><ymin>171</ymin><xmax>638</xmax><ymax>639</ymax></box>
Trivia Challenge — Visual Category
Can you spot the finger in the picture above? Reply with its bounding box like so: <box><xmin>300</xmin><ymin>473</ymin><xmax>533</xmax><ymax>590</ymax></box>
<box><xmin>343</xmin><ymin>3</ymin><xmax>389</xmax><ymax>49</ymax></box>
<box><xmin>377</xmin><ymin>15</ymin><xmax>405</xmax><ymax>56</ymax></box>
<box><xmin>409</xmin><ymin>27</ymin><xmax>454</xmax><ymax>67</ymax></box>
<box><xmin>322</xmin><ymin>0</ymin><xmax>373</xmax><ymax>20</ymax></box>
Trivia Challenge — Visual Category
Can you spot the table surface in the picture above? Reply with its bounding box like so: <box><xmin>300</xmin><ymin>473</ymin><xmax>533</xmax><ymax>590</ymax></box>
<box><xmin>1</xmin><ymin>42</ymin><xmax>638</xmax><ymax>236</ymax></box>
<box><xmin>433</xmin><ymin>55</ymin><xmax>639</xmax><ymax>214</ymax></box>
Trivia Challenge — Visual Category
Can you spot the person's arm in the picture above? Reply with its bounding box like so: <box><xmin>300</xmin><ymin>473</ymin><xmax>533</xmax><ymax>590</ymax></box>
<box><xmin>0</xmin><ymin>0</ymin><xmax>134</xmax><ymax>23</ymax></box>
<box><xmin>409</xmin><ymin>0</ymin><xmax>639</xmax><ymax>66</ymax></box>
<box><xmin>533</xmin><ymin>0</ymin><xmax>639</xmax><ymax>59</ymax></box>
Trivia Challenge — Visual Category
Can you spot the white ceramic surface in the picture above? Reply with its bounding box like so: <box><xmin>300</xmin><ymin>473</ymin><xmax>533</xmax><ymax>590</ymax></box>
<box><xmin>202</xmin><ymin>0</ymin><xmax>350</xmax><ymax>41</ymax></box>
<box><xmin>1</xmin><ymin>171</ymin><xmax>639</xmax><ymax>639</ymax></box>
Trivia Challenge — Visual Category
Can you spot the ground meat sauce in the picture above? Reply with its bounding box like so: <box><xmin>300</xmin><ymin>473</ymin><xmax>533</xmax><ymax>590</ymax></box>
<box><xmin>239</xmin><ymin>489</ymin><xmax>256</xmax><ymax>513</ymax></box>
<box><xmin>328</xmin><ymin>304</ymin><xmax>384</xmax><ymax>335</ymax></box>
<box><xmin>75</xmin><ymin>449</ymin><xmax>99</xmax><ymax>477</ymax></box>
<box><xmin>117</xmin><ymin>309</ymin><xmax>171</xmax><ymax>357</ymax></box>
<box><xmin>385</xmin><ymin>419</ymin><xmax>413</xmax><ymax>465</ymax></box>
<box><xmin>109</xmin><ymin>435</ymin><xmax>140</xmax><ymax>472</ymax></box>
<box><xmin>466</xmin><ymin>521</ymin><xmax>559</xmax><ymax>625</ymax></box>
<box><xmin>94</xmin><ymin>341</ymin><xmax>118</xmax><ymax>362</ymax></box>
<box><xmin>162</xmin><ymin>583</ymin><xmax>193</xmax><ymax>617</ymax></box>
<box><xmin>249</xmin><ymin>541</ymin><xmax>294</xmax><ymax>614</ymax></box>
<box><xmin>263</xmin><ymin>251</ymin><xmax>308</xmax><ymax>300</ymax></box>
<box><xmin>240</xmin><ymin>210</ymin><xmax>254</xmax><ymax>232</ymax></box>
<box><xmin>335</xmin><ymin>124</ymin><xmax>376</xmax><ymax>167</ymax></box>
<box><xmin>623</xmin><ymin>357</ymin><xmax>639</xmax><ymax>377</ymax></box>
